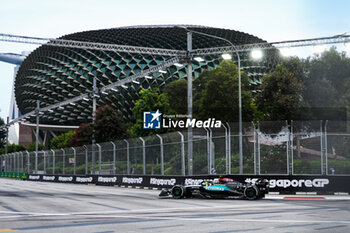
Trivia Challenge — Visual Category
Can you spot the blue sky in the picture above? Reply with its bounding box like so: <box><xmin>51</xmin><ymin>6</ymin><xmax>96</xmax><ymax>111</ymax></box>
<box><xmin>0</xmin><ymin>0</ymin><xmax>349</xmax><ymax>120</ymax></box>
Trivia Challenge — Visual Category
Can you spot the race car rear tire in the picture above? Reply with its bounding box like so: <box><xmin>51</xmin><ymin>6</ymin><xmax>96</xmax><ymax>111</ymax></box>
<box><xmin>172</xmin><ymin>185</ymin><xmax>185</xmax><ymax>199</ymax></box>
<box><xmin>244</xmin><ymin>186</ymin><xmax>259</xmax><ymax>200</ymax></box>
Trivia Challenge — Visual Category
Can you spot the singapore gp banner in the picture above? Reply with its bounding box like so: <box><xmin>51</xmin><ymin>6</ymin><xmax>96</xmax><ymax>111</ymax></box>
<box><xmin>25</xmin><ymin>174</ymin><xmax>350</xmax><ymax>194</ymax></box>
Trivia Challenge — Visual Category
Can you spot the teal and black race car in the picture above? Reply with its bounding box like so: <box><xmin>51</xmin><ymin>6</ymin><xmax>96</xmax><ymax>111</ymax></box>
<box><xmin>159</xmin><ymin>178</ymin><xmax>269</xmax><ymax>200</ymax></box>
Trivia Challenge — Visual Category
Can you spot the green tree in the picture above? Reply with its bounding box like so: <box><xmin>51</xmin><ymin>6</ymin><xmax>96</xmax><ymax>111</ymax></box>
<box><xmin>68</xmin><ymin>123</ymin><xmax>93</xmax><ymax>147</ymax></box>
<box><xmin>303</xmin><ymin>48</ymin><xmax>350</xmax><ymax>120</ymax></box>
<box><xmin>256</xmin><ymin>57</ymin><xmax>309</xmax><ymax>121</ymax></box>
<box><xmin>26</xmin><ymin>142</ymin><xmax>44</xmax><ymax>152</ymax></box>
<box><xmin>68</xmin><ymin>105</ymin><xmax>128</xmax><ymax>147</ymax></box>
<box><xmin>131</xmin><ymin>89</ymin><xmax>173</xmax><ymax>137</ymax></box>
<box><xmin>50</xmin><ymin>131</ymin><xmax>74</xmax><ymax>149</ymax></box>
<box><xmin>193</xmin><ymin>60</ymin><xmax>255</xmax><ymax>122</ymax></box>
<box><xmin>94</xmin><ymin>105</ymin><xmax>128</xmax><ymax>142</ymax></box>
<box><xmin>163</xmin><ymin>79</ymin><xmax>187</xmax><ymax>114</ymax></box>
<box><xmin>0</xmin><ymin>117</ymin><xmax>5</xmax><ymax>148</ymax></box>
<box><xmin>0</xmin><ymin>144</ymin><xmax>26</xmax><ymax>154</ymax></box>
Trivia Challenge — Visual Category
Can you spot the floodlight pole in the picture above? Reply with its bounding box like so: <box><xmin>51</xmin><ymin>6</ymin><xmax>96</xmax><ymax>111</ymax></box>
<box><xmin>180</xmin><ymin>27</ymin><xmax>243</xmax><ymax>174</ymax></box>
<box><xmin>237</xmin><ymin>51</ymin><xmax>243</xmax><ymax>175</ymax></box>
<box><xmin>5</xmin><ymin>116</ymin><xmax>9</xmax><ymax>155</ymax></box>
<box><xmin>92</xmin><ymin>77</ymin><xmax>97</xmax><ymax>174</ymax></box>
<box><xmin>35</xmin><ymin>100</ymin><xmax>40</xmax><ymax>174</ymax></box>
<box><xmin>187</xmin><ymin>31</ymin><xmax>193</xmax><ymax>176</ymax></box>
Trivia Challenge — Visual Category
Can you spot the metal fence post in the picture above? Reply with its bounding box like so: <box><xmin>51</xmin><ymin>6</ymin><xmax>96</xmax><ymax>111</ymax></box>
<box><xmin>72</xmin><ymin>147</ymin><xmax>76</xmax><ymax>175</ymax></box>
<box><xmin>253</xmin><ymin>122</ymin><xmax>259</xmax><ymax>175</ymax></box>
<box><xmin>156</xmin><ymin>134</ymin><xmax>164</xmax><ymax>175</ymax></box>
<box><xmin>11</xmin><ymin>153</ymin><xmax>13</xmax><ymax>172</ymax></box>
<box><xmin>51</xmin><ymin>149</ymin><xmax>55</xmax><ymax>175</ymax></box>
<box><xmin>43</xmin><ymin>150</ymin><xmax>46</xmax><ymax>174</ymax></box>
<box><xmin>324</xmin><ymin>120</ymin><xmax>328</xmax><ymax>175</ymax></box>
<box><xmin>13</xmin><ymin>153</ymin><xmax>16</xmax><ymax>172</ymax></box>
<box><xmin>320</xmin><ymin>120</ymin><xmax>328</xmax><ymax>175</ymax></box>
<box><xmin>35</xmin><ymin>151</ymin><xmax>38</xmax><ymax>174</ymax></box>
<box><xmin>96</xmin><ymin>144</ymin><xmax>102</xmax><ymax>174</ymax></box>
<box><xmin>139</xmin><ymin>137</ymin><xmax>146</xmax><ymax>175</ymax></box>
<box><xmin>177</xmin><ymin>131</ymin><xmax>186</xmax><ymax>176</ymax></box>
<box><xmin>110</xmin><ymin>142</ymin><xmax>116</xmax><ymax>174</ymax></box>
<box><xmin>227</xmin><ymin>123</ymin><xmax>231</xmax><ymax>174</ymax></box>
<box><xmin>8</xmin><ymin>154</ymin><xmax>11</xmax><ymax>172</ymax></box>
<box><xmin>47</xmin><ymin>150</ymin><xmax>50</xmax><ymax>172</ymax></box>
<box><xmin>61</xmin><ymin>148</ymin><xmax>65</xmax><ymax>175</ymax></box>
<box><xmin>204</xmin><ymin>128</ymin><xmax>210</xmax><ymax>174</ymax></box>
<box><xmin>6</xmin><ymin>154</ymin><xmax>9</xmax><ymax>172</ymax></box>
<box><xmin>8</xmin><ymin>154</ymin><xmax>10</xmax><ymax>172</ymax></box>
<box><xmin>7</xmin><ymin>154</ymin><xmax>10</xmax><ymax>172</ymax></box>
<box><xmin>124</xmin><ymin>139</ymin><xmax>130</xmax><ymax>175</ymax></box>
<box><xmin>15</xmin><ymin>153</ymin><xmax>18</xmax><ymax>172</ymax></box>
<box><xmin>4</xmin><ymin>154</ymin><xmax>7</xmax><ymax>172</ymax></box>
<box><xmin>83</xmin><ymin>145</ymin><xmax>88</xmax><ymax>175</ymax></box>
<box><xmin>26</xmin><ymin>151</ymin><xmax>30</xmax><ymax>173</ymax></box>
<box><xmin>91</xmin><ymin>144</ymin><xmax>96</xmax><ymax>175</ymax></box>
<box><xmin>208</xmin><ymin>128</ymin><xmax>214</xmax><ymax>173</ymax></box>
<box><xmin>12</xmin><ymin>153</ymin><xmax>15</xmax><ymax>172</ymax></box>
<box><xmin>8</xmin><ymin>153</ymin><xmax>12</xmax><ymax>172</ymax></box>
<box><xmin>286</xmin><ymin>121</ymin><xmax>293</xmax><ymax>175</ymax></box>
<box><xmin>20</xmin><ymin>152</ymin><xmax>24</xmax><ymax>173</ymax></box>
<box><xmin>11</xmin><ymin>153</ymin><xmax>14</xmax><ymax>172</ymax></box>
<box><xmin>290</xmin><ymin>120</ymin><xmax>294</xmax><ymax>175</ymax></box>
<box><xmin>223</xmin><ymin>124</ymin><xmax>230</xmax><ymax>174</ymax></box>
<box><xmin>14</xmin><ymin>153</ymin><xmax>17</xmax><ymax>172</ymax></box>
<box><xmin>17</xmin><ymin>152</ymin><xmax>19</xmax><ymax>172</ymax></box>
<box><xmin>320</xmin><ymin>120</ymin><xmax>325</xmax><ymax>175</ymax></box>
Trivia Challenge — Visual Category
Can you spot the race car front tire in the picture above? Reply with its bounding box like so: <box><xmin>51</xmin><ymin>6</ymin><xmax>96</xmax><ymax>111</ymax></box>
<box><xmin>172</xmin><ymin>185</ymin><xmax>185</xmax><ymax>199</ymax></box>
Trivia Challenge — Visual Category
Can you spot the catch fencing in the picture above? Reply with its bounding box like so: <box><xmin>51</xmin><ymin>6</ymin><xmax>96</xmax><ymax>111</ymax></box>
<box><xmin>1</xmin><ymin>121</ymin><xmax>350</xmax><ymax>176</ymax></box>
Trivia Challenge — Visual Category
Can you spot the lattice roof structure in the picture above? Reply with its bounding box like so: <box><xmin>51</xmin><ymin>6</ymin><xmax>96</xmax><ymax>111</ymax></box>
<box><xmin>15</xmin><ymin>25</ymin><xmax>278</xmax><ymax>125</ymax></box>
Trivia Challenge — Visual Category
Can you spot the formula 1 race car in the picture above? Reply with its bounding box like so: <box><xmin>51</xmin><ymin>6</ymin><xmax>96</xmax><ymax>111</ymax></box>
<box><xmin>159</xmin><ymin>178</ymin><xmax>269</xmax><ymax>200</ymax></box>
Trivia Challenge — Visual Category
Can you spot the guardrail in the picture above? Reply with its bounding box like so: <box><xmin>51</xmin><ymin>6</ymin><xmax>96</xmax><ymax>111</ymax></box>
<box><xmin>22</xmin><ymin>173</ymin><xmax>350</xmax><ymax>195</ymax></box>
<box><xmin>0</xmin><ymin>172</ymin><xmax>28</xmax><ymax>179</ymax></box>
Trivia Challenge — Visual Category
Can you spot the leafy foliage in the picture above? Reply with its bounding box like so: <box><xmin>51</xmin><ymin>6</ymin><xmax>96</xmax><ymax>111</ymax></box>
<box><xmin>68</xmin><ymin>105</ymin><xmax>128</xmax><ymax>147</ymax></box>
<box><xmin>163</xmin><ymin>79</ymin><xmax>188</xmax><ymax>114</ymax></box>
<box><xmin>26</xmin><ymin>142</ymin><xmax>44</xmax><ymax>152</ymax></box>
<box><xmin>255</xmin><ymin>57</ymin><xmax>309</xmax><ymax>121</ymax></box>
<box><xmin>68</xmin><ymin>123</ymin><xmax>93</xmax><ymax>147</ymax></box>
<box><xmin>303</xmin><ymin>48</ymin><xmax>350</xmax><ymax>120</ymax></box>
<box><xmin>50</xmin><ymin>131</ymin><xmax>74</xmax><ymax>149</ymax></box>
<box><xmin>0</xmin><ymin>144</ymin><xmax>26</xmax><ymax>154</ymax></box>
<box><xmin>131</xmin><ymin>89</ymin><xmax>173</xmax><ymax>137</ymax></box>
<box><xmin>94</xmin><ymin>105</ymin><xmax>128</xmax><ymax>142</ymax></box>
<box><xmin>256</xmin><ymin>48</ymin><xmax>350</xmax><ymax>121</ymax></box>
<box><xmin>0</xmin><ymin>117</ymin><xmax>5</xmax><ymax>148</ymax></box>
<box><xmin>193</xmin><ymin>60</ymin><xmax>255</xmax><ymax>122</ymax></box>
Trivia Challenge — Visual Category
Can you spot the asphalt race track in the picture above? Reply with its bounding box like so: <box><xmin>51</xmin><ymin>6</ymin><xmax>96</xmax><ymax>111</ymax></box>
<box><xmin>0</xmin><ymin>179</ymin><xmax>350</xmax><ymax>233</ymax></box>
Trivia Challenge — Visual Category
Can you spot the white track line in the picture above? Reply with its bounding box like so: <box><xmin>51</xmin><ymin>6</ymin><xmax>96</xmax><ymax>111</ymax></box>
<box><xmin>0</xmin><ymin>203</ymin><xmax>284</xmax><ymax>218</ymax></box>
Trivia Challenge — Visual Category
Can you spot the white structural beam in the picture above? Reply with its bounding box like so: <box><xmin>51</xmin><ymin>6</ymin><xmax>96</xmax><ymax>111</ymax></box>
<box><xmin>193</xmin><ymin>34</ymin><xmax>350</xmax><ymax>56</ymax></box>
<box><xmin>0</xmin><ymin>33</ymin><xmax>186</xmax><ymax>57</ymax></box>
<box><xmin>1</xmin><ymin>33</ymin><xmax>350</xmax><ymax>57</ymax></box>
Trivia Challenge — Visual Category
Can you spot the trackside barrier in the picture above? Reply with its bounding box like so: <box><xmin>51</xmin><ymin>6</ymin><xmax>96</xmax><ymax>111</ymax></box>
<box><xmin>0</xmin><ymin>172</ymin><xmax>28</xmax><ymax>179</ymax></box>
<box><xmin>25</xmin><ymin>174</ymin><xmax>350</xmax><ymax>195</ymax></box>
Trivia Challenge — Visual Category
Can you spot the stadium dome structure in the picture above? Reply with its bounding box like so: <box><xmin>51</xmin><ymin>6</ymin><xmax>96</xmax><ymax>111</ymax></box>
<box><xmin>15</xmin><ymin>25</ymin><xmax>278</xmax><ymax>126</ymax></box>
